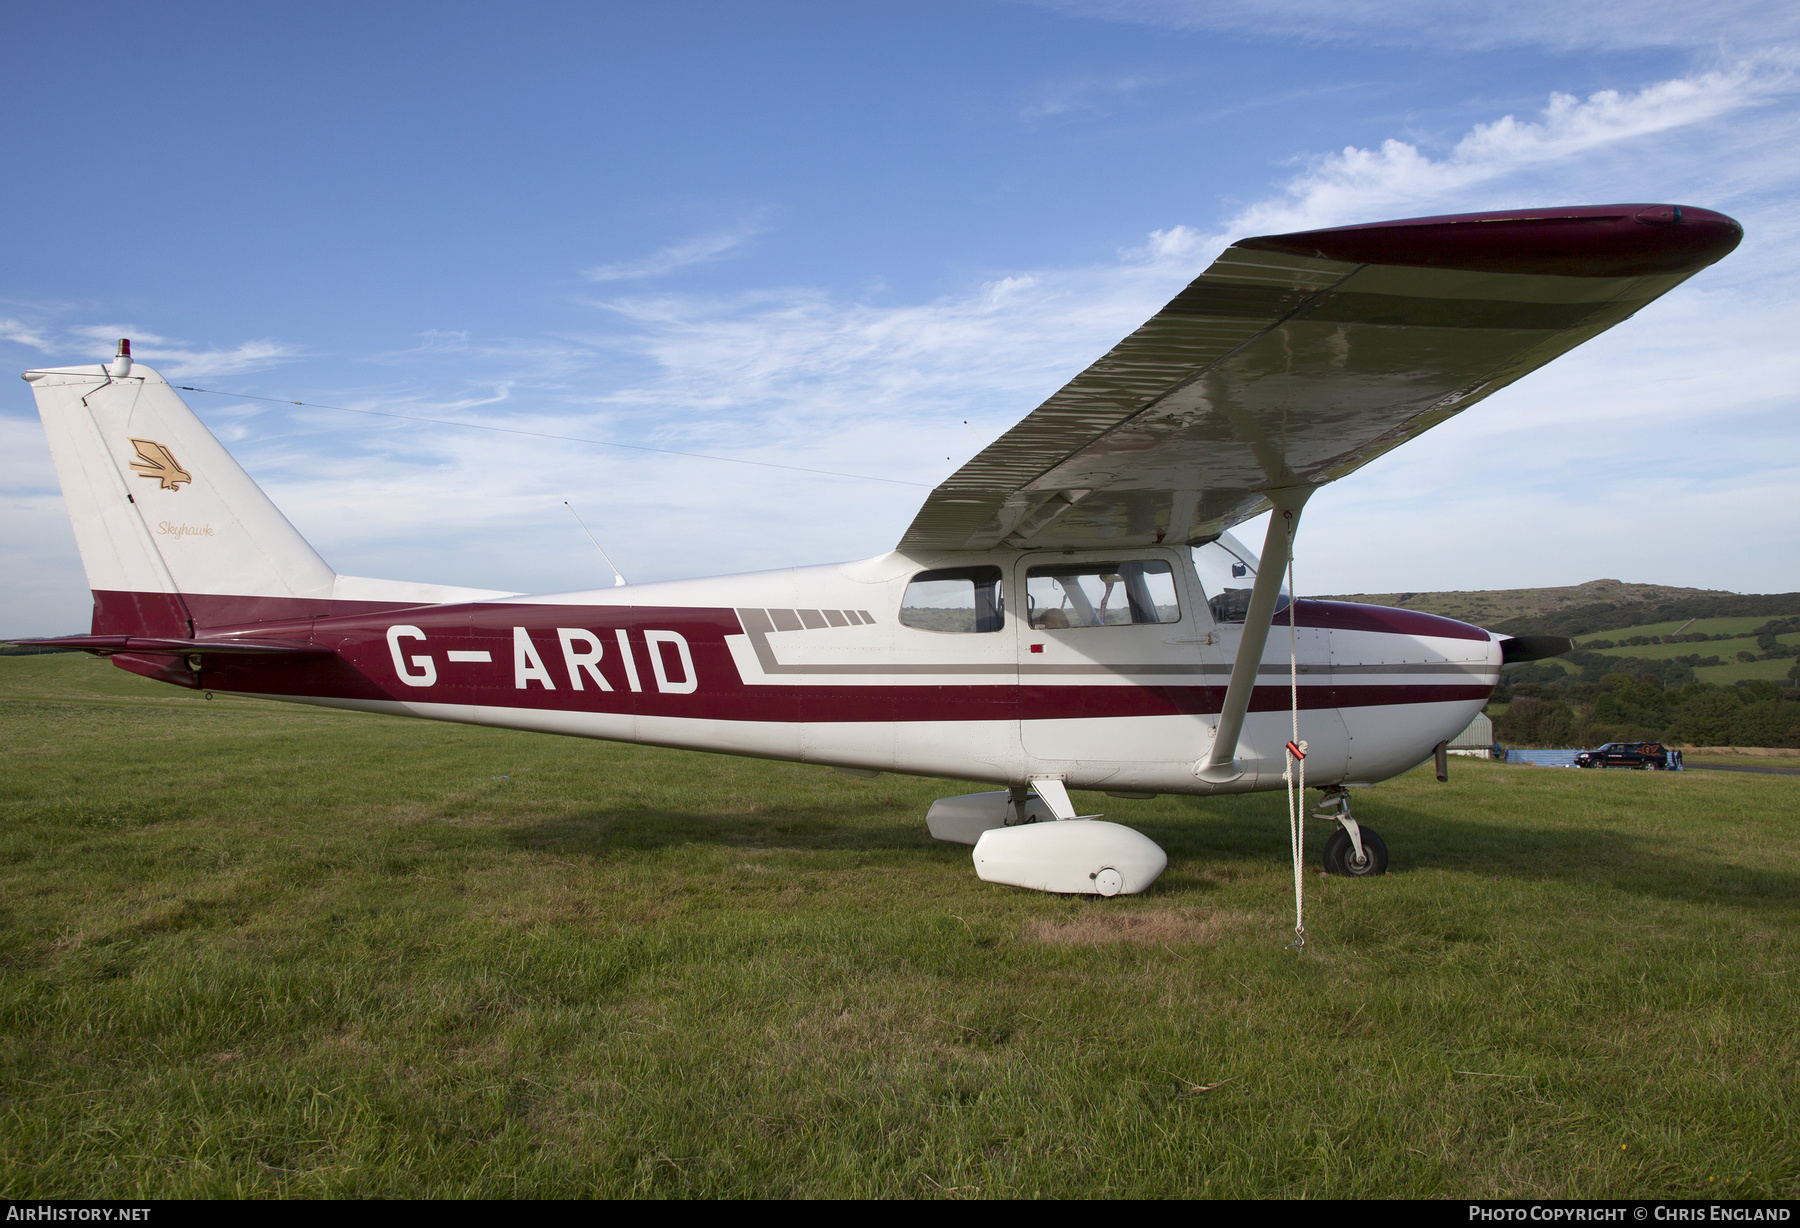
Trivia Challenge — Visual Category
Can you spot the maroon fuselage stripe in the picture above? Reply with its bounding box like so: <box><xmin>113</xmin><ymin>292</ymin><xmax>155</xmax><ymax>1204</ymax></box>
<box><xmin>90</xmin><ymin>591</ymin><xmax>1494</xmax><ymax>722</ymax></box>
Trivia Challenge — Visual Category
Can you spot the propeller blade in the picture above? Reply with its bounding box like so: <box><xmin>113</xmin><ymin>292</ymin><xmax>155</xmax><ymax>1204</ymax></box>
<box><xmin>1499</xmin><ymin>635</ymin><xmax>1575</xmax><ymax>664</ymax></box>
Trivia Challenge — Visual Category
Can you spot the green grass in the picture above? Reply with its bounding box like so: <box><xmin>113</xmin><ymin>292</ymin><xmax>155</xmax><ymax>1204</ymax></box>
<box><xmin>1568</xmin><ymin>623</ymin><xmax>1799</xmax><ymax>683</ymax></box>
<box><xmin>1693</xmin><ymin>658</ymin><xmax>1800</xmax><ymax>685</ymax></box>
<box><xmin>1680</xmin><ymin>751</ymin><xmax>1800</xmax><ymax>767</ymax></box>
<box><xmin>1578</xmin><ymin>616</ymin><xmax>1793</xmax><ymax>642</ymax></box>
<box><xmin>1588</xmin><ymin>637</ymin><xmax>1748</xmax><ymax>662</ymax></box>
<box><xmin>1581</xmin><ymin>632</ymin><xmax>1800</xmax><ymax>664</ymax></box>
<box><xmin>1585</xmin><ymin>640</ymin><xmax>1723</xmax><ymax>662</ymax></box>
<box><xmin>2</xmin><ymin>655</ymin><xmax>1797</xmax><ymax>1198</ymax></box>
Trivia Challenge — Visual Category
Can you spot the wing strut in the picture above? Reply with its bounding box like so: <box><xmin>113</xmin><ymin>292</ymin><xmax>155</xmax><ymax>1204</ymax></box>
<box><xmin>1195</xmin><ymin>488</ymin><xmax>1311</xmax><ymax>784</ymax></box>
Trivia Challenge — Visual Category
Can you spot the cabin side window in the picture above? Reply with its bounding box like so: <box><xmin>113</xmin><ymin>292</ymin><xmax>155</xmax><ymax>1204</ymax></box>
<box><xmin>899</xmin><ymin>567</ymin><xmax>1005</xmax><ymax>633</ymax></box>
<box><xmin>1025</xmin><ymin>560</ymin><xmax>1180</xmax><ymax>628</ymax></box>
<box><xmin>1191</xmin><ymin>536</ymin><xmax>1290</xmax><ymax>624</ymax></box>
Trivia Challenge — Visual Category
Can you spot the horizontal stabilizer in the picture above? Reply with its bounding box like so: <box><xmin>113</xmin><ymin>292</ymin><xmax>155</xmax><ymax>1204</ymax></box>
<box><xmin>7</xmin><ymin>634</ymin><xmax>330</xmax><ymax>657</ymax></box>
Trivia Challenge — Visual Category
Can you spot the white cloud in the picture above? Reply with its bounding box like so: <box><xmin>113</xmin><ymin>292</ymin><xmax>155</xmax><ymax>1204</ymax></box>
<box><xmin>1228</xmin><ymin>58</ymin><xmax>1794</xmax><ymax>236</ymax></box>
<box><xmin>28</xmin><ymin>324</ymin><xmax>302</xmax><ymax>378</ymax></box>
<box><xmin>0</xmin><ymin>319</ymin><xmax>53</xmax><ymax>351</ymax></box>
<box><xmin>1031</xmin><ymin>0</ymin><xmax>1800</xmax><ymax>53</ymax></box>
<box><xmin>243</xmin><ymin>64</ymin><xmax>1800</xmax><ymax>602</ymax></box>
<box><xmin>1019</xmin><ymin>73</ymin><xmax>1161</xmax><ymax>121</ymax></box>
<box><xmin>0</xmin><ymin>414</ymin><xmax>89</xmax><ymax>635</ymax></box>
<box><xmin>138</xmin><ymin>340</ymin><xmax>302</xmax><ymax>379</ymax></box>
<box><xmin>6</xmin><ymin>59</ymin><xmax>1798</xmax><ymax>635</ymax></box>
<box><xmin>583</xmin><ymin>222</ymin><xmax>768</xmax><ymax>282</ymax></box>
<box><xmin>67</xmin><ymin>325</ymin><xmax>173</xmax><ymax>347</ymax></box>
<box><xmin>396</xmin><ymin>329</ymin><xmax>473</xmax><ymax>354</ymax></box>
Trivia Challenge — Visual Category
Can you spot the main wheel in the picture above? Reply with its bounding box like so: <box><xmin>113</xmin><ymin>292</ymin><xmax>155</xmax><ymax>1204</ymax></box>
<box><xmin>1322</xmin><ymin>827</ymin><xmax>1388</xmax><ymax>877</ymax></box>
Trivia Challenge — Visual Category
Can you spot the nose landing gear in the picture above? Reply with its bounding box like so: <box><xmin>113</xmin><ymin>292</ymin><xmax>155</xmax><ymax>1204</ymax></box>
<box><xmin>1313</xmin><ymin>788</ymin><xmax>1389</xmax><ymax>877</ymax></box>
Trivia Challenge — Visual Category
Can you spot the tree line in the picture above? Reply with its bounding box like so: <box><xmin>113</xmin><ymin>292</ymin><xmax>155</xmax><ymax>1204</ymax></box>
<box><xmin>1489</xmin><ymin>596</ymin><xmax>1800</xmax><ymax>748</ymax></box>
<box><xmin>1494</xmin><ymin>671</ymin><xmax>1800</xmax><ymax>750</ymax></box>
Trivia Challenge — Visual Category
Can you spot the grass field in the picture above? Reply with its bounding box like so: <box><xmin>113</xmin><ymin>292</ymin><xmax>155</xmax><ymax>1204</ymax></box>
<box><xmin>1581</xmin><ymin>633</ymin><xmax>1800</xmax><ymax>664</ymax></box>
<box><xmin>1578</xmin><ymin>616</ymin><xmax>1789</xmax><ymax>642</ymax></box>
<box><xmin>1553</xmin><ymin>621</ymin><xmax>1799</xmax><ymax>685</ymax></box>
<box><xmin>2</xmin><ymin>655</ymin><xmax>1797</xmax><ymax>1199</ymax></box>
<box><xmin>1681</xmin><ymin>751</ymin><xmax>1800</xmax><ymax>768</ymax></box>
<box><xmin>1693</xmin><ymin>658</ymin><xmax>1800</xmax><ymax>686</ymax></box>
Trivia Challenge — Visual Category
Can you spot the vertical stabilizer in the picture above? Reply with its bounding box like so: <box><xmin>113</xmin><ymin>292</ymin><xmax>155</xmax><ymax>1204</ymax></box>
<box><xmin>25</xmin><ymin>360</ymin><xmax>337</xmax><ymax>634</ymax></box>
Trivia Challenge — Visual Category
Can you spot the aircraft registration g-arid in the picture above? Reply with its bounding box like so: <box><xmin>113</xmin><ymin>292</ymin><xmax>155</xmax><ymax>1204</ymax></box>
<box><xmin>13</xmin><ymin>205</ymin><xmax>1743</xmax><ymax>901</ymax></box>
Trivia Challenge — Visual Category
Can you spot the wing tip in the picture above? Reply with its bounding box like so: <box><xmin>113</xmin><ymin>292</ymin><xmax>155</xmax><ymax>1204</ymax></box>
<box><xmin>1236</xmin><ymin>204</ymin><xmax>1742</xmax><ymax>278</ymax></box>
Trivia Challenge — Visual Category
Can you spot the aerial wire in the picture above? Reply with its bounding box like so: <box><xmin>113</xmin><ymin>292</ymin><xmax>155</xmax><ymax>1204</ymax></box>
<box><xmin>563</xmin><ymin>502</ymin><xmax>628</xmax><ymax>587</ymax></box>
<box><xmin>169</xmin><ymin>384</ymin><xmax>931</xmax><ymax>488</ymax></box>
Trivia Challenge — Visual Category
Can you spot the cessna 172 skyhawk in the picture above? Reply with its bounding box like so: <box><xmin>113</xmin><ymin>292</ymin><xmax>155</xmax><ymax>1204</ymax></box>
<box><xmin>14</xmin><ymin>204</ymin><xmax>1742</xmax><ymax>897</ymax></box>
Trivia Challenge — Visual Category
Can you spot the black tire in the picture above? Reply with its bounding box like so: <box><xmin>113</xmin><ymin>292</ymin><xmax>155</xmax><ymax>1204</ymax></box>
<box><xmin>1323</xmin><ymin>827</ymin><xmax>1389</xmax><ymax>877</ymax></box>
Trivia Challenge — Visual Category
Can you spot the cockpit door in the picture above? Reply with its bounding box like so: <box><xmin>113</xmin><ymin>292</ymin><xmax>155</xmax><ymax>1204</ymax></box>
<box><xmin>1015</xmin><ymin>549</ymin><xmax>1221</xmax><ymax>763</ymax></box>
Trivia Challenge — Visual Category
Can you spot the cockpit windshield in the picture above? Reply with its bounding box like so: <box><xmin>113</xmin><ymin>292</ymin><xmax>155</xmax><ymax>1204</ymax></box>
<box><xmin>1191</xmin><ymin>532</ymin><xmax>1291</xmax><ymax>624</ymax></box>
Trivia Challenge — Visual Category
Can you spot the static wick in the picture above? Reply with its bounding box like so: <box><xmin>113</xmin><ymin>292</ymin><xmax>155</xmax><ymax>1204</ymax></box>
<box><xmin>564</xmin><ymin>502</ymin><xmax>627</xmax><ymax>587</ymax></box>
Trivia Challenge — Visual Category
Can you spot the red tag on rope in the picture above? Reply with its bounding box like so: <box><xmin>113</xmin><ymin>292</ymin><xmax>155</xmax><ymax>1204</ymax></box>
<box><xmin>1286</xmin><ymin>740</ymin><xmax>1305</xmax><ymax>760</ymax></box>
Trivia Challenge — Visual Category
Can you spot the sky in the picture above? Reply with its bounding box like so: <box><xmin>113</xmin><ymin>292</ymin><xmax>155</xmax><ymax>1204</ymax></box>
<box><xmin>3</xmin><ymin>1</ymin><xmax>1797</xmax><ymax>636</ymax></box>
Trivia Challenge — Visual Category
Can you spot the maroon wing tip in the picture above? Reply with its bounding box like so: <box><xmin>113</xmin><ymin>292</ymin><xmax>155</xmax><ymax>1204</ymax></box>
<box><xmin>1236</xmin><ymin>204</ymin><xmax>1743</xmax><ymax>278</ymax></box>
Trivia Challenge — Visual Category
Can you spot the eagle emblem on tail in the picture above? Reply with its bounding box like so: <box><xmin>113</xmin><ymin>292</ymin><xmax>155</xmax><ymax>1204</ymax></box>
<box><xmin>127</xmin><ymin>439</ymin><xmax>193</xmax><ymax>491</ymax></box>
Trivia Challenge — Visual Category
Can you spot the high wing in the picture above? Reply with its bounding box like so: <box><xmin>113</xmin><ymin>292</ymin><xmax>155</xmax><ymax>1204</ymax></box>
<box><xmin>900</xmin><ymin>204</ymin><xmax>1741</xmax><ymax>553</ymax></box>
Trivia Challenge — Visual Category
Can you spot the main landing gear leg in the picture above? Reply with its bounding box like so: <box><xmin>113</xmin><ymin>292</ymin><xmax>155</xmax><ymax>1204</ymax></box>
<box><xmin>1313</xmin><ymin>788</ymin><xmax>1389</xmax><ymax>877</ymax></box>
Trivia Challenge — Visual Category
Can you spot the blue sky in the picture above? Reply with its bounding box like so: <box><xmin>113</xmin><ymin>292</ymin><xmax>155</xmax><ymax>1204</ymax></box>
<box><xmin>4</xmin><ymin>1</ymin><xmax>1797</xmax><ymax>635</ymax></box>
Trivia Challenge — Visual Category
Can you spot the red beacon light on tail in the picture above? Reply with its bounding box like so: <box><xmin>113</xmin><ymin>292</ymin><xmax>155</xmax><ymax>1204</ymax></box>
<box><xmin>108</xmin><ymin>339</ymin><xmax>132</xmax><ymax>379</ymax></box>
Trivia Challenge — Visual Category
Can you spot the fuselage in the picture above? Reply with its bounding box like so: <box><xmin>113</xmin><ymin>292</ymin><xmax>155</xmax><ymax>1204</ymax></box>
<box><xmin>111</xmin><ymin>546</ymin><xmax>1501</xmax><ymax>795</ymax></box>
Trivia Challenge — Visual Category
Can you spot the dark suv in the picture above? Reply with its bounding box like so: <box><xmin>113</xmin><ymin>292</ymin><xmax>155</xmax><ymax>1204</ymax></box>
<box><xmin>1575</xmin><ymin>743</ymin><xmax>1681</xmax><ymax>770</ymax></box>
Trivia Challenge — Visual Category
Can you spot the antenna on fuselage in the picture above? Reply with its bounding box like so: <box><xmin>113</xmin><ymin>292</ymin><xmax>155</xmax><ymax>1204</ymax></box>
<box><xmin>563</xmin><ymin>502</ymin><xmax>627</xmax><ymax>587</ymax></box>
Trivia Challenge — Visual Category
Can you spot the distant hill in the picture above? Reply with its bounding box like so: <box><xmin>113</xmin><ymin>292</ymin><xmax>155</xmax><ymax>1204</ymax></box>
<box><xmin>1312</xmin><ymin>579</ymin><xmax>1731</xmax><ymax>629</ymax></box>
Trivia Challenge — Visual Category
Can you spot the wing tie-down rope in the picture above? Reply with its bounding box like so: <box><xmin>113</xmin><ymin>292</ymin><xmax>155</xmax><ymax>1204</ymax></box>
<box><xmin>1281</xmin><ymin>509</ymin><xmax>1306</xmax><ymax>953</ymax></box>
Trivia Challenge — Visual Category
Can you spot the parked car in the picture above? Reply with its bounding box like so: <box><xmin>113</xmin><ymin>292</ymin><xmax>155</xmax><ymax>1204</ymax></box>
<box><xmin>1575</xmin><ymin>742</ymin><xmax>1682</xmax><ymax>770</ymax></box>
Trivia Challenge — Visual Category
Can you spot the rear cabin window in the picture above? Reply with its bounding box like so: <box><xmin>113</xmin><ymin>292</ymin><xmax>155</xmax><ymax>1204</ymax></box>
<box><xmin>1026</xmin><ymin>560</ymin><xmax>1180</xmax><ymax>628</ymax></box>
<box><xmin>899</xmin><ymin>566</ymin><xmax>1005</xmax><ymax>633</ymax></box>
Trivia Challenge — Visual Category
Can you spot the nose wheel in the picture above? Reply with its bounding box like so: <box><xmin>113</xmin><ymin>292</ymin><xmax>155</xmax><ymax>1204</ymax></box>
<box><xmin>1322</xmin><ymin>825</ymin><xmax>1388</xmax><ymax>876</ymax></box>
<box><xmin>1313</xmin><ymin>788</ymin><xmax>1389</xmax><ymax>877</ymax></box>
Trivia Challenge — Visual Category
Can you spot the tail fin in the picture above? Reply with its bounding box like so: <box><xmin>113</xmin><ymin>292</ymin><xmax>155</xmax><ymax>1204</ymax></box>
<box><xmin>24</xmin><ymin>351</ymin><xmax>508</xmax><ymax>636</ymax></box>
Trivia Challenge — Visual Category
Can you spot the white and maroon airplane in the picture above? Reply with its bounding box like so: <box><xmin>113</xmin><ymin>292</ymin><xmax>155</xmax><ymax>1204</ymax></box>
<box><xmin>13</xmin><ymin>205</ymin><xmax>1741</xmax><ymax>896</ymax></box>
